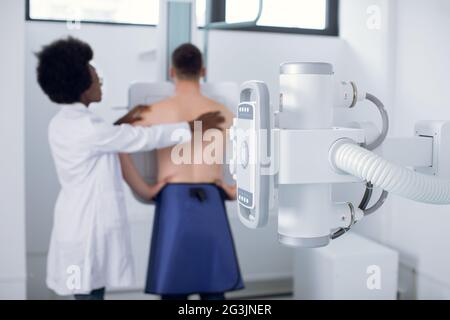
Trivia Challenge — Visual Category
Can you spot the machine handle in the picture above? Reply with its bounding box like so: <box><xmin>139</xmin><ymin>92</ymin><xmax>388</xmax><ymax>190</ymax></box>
<box><xmin>232</xmin><ymin>81</ymin><xmax>273</xmax><ymax>229</ymax></box>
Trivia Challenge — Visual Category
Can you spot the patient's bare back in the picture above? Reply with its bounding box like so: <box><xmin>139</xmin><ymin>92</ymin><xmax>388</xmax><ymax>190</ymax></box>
<box><xmin>140</xmin><ymin>94</ymin><xmax>234</xmax><ymax>184</ymax></box>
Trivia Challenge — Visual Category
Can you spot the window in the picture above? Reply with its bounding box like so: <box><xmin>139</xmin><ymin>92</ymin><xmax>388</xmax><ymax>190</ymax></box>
<box><xmin>196</xmin><ymin>0</ymin><xmax>207</xmax><ymax>27</ymax></box>
<box><xmin>200</xmin><ymin>0</ymin><xmax>339</xmax><ymax>36</ymax></box>
<box><xmin>27</xmin><ymin>0</ymin><xmax>159</xmax><ymax>26</ymax></box>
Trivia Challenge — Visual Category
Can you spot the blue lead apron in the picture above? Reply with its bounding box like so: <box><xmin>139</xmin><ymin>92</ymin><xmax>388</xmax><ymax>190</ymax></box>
<box><xmin>145</xmin><ymin>184</ymin><xmax>244</xmax><ymax>295</ymax></box>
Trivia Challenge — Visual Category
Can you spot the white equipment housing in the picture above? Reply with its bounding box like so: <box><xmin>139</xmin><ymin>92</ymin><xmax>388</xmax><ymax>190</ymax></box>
<box><xmin>294</xmin><ymin>232</ymin><xmax>399</xmax><ymax>300</ymax></box>
<box><xmin>230</xmin><ymin>62</ymin><xmax>450</xmax><ymax>248</ymax></box>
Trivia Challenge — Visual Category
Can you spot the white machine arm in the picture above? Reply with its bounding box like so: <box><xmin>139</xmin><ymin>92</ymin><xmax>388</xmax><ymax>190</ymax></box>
<box><xmin>230</xmin><ymin>62</ymin><xmax>450</xmax><ymax>248</ymax></box>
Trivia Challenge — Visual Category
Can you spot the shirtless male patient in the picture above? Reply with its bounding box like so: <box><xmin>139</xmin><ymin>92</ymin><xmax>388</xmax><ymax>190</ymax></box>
<box><xmin>117</xmin><ymin>44</ymin><xmax>244</xmax><ymax>300</ymax></box>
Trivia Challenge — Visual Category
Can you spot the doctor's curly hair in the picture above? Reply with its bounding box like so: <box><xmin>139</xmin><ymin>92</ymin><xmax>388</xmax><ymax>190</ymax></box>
<box><xmin>36</xmin><ymin>37</ymin><xmax>94</xmax><ymax>104</ymax></box>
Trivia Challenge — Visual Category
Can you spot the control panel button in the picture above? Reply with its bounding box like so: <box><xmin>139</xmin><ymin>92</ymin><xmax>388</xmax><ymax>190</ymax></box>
<box><xmin>241</xmin><ymin>141</ymin><xmax>249</xmax><ymax>169</ymax></box>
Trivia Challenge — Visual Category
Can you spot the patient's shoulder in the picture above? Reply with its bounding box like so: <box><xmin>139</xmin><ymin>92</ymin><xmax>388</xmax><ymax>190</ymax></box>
<box><xmin>201</xmin><ymin>96</ymin><xmax>231</xmax><ymax>112</ymax></box>
<box><xmin>150</xmin><ymin>99</ymin><xmax>173</xmax><ymax>113</ymax></box>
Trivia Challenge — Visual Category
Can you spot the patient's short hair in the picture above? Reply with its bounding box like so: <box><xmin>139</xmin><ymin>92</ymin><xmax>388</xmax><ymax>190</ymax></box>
<box><xmin>36</xmin><ymin>37</ymin><xmax>93</xmax><ymax>104</ymax></box>
<box><xmin>172</xmin><ymin>43</ymin><xmax>203</xmax><ymax>80</ymax></box>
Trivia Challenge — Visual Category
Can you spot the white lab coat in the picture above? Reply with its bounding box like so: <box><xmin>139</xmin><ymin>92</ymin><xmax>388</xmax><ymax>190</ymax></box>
<box><xmin>46</xmin><ymin>103</ymin><xmax>190</xmax><ymax>296</ymax></box>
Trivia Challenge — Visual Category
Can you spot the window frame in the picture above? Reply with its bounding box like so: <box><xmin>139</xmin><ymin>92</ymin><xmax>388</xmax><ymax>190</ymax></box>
<box><xmin>25</xmin><ymin>0</ymin><xmax>158</xmax><ymax>27</ymax></box>
<box><xmin>207</xmin><ymin>0</ymin><xmax>339</xmax><ymax>36</ymax></box>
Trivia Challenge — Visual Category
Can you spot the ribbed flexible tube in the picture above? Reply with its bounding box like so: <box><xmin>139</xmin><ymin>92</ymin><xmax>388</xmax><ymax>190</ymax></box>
<box><xmin>364</xmin><ymin>93</ymin><xmax>390</xmax><ymax>151</ymax></box>
<box><xmin>334</xmin><ymin>143</ymin><xmax>450</xmax><ymax>205</ymax></box>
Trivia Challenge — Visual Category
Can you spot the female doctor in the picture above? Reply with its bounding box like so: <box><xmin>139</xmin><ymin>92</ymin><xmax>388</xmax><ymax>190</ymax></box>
<box><xmin>36</xmin><ymin>37</ymin><xmax>224</xmax><ymax>300</ymax></box>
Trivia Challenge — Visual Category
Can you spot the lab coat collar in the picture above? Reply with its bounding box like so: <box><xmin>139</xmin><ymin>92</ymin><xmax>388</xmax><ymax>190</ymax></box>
<box><xmin>62</xmin><ymin>103</ymin><xmax>90</xmax><ymax>112</ymax></box>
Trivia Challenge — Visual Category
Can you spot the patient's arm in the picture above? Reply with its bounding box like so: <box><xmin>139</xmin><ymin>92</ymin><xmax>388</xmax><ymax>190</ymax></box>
<box><xmin>119</xmin><ymin>153</ymin><xmax>168</xmax><ymax>200</ymax></box>
<box><xmin>217</xmin><ymin>114</ymin><xmax>237</xmax><ymax>201</ymax></box>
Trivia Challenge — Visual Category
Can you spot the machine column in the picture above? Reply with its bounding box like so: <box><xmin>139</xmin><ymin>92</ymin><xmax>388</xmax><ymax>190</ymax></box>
<box><xmin>277</xmin><ymin>62</ymin><xmax>335</xmax><ymax>248</ymax></box>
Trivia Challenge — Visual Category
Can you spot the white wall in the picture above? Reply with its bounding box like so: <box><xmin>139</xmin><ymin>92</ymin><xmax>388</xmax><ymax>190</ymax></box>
<box><xmin>338</xmin><ymin>0</ymin><xmax>450</xmax><ymax>300</ymax></box>
<box><xmin>207</xmin><ymin>30</ymin><xmax>344</xmax><ymax>104</ymax></box>
<box><xmin>389</xmin><ymin>0</ymin><xmax>450</xmax><ymax>299</ymax></box>
<box><xmin>0</xmin><ymin>0</ymin><xmax>27</xmax><ymax>299</ymax></box>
